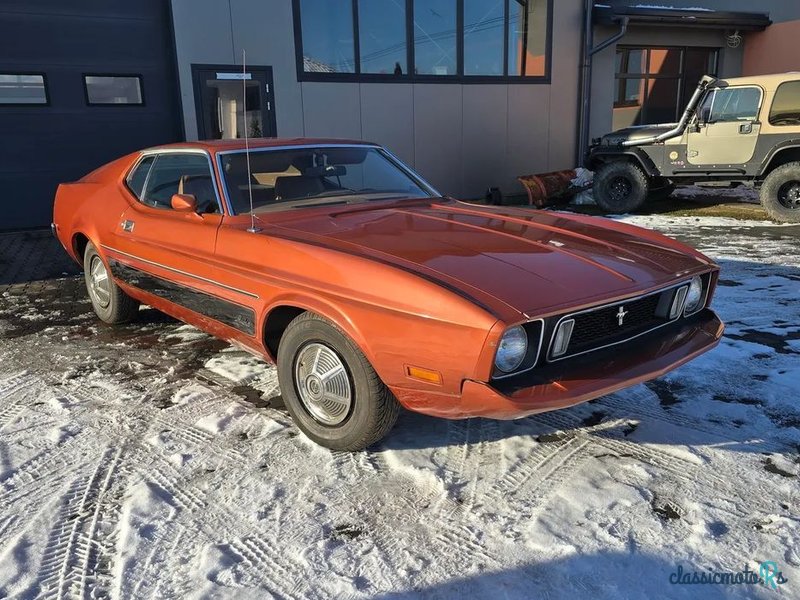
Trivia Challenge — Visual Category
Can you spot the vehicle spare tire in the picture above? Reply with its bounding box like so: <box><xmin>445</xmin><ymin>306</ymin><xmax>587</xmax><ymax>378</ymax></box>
<box><xmin>760</xmin><ymin>162</ymin><xmax>800</xmax><ymax>223</ymax></box>
<box><xmin>594</xmin><ymin>161</ymin><xmax>650</xmax><ymax>214</ymax></box>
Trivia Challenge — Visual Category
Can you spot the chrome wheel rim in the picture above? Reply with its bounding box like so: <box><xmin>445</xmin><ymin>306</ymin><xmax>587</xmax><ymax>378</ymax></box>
<box><xmin>777</xmin><ymin>181</ymin><xmax>800</xmax><ymax>210</ymax></box>
<box><xmin>88</xmin><ymin>256</ymin><xmax>111</xmax><ymax>308</ymax></box>
<box><xmin>294</xmin><ymin>343</ymin><xmax>352</xmax><ymax>426</ymax></box>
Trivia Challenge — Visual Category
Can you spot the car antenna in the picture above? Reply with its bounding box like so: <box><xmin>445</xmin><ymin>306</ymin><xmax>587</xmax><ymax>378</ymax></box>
<box><xmin>242</xmin><ymin>49</ymin><xmax>261</xmax><ymax>233</ymax></box>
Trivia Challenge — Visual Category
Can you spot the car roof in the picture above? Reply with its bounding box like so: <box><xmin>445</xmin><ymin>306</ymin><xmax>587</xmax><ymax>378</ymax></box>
<box><xmin>143</xmin><ymin>137</ymin><xmax>378</xmax><ymax>154</ymax></box>
<box><xmin>717</xmin><ymin>72</ymin><xmax>800</xmax><ymax>91</ymax></box>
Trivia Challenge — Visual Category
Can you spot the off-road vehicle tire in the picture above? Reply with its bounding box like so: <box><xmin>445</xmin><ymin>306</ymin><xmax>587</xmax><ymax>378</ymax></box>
<box><xmin>594</xmin><ymin>161</ymin><xmax>650</xmax><ymax>214</ymax></box>
<box><xmin>277</xmin><ymin>312</ymin><xmax>401</xmax><ymax>451</ymax></box>
<box><xmin>760</xmin><ymin>162</ymin><xmax>800</xmax><ymax>223</ymax></box>
<box><xmin>83</xmin><ymin>242</ymin><xmax>140</xmax><ymax>324</ymax></box>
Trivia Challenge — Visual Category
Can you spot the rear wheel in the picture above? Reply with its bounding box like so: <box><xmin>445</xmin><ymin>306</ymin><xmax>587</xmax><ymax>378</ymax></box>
<box><xmin>594</xmin><ymin>161</ymin><xmax>650</xmax><ymax>213</ymax></box>
<box><xmin>760</xmin><ymin>162</ymin><xmax>800</xmax><ymax>223</ymax></box>
<box><xmin>277</xmin><ymin>312</ymin><xmax>400</xmax><ymax>451</ymax></box>
<box><xmin>83</xmin><ymin>242</ymin><xmax>140</xmax><ymax>324</ymax></box>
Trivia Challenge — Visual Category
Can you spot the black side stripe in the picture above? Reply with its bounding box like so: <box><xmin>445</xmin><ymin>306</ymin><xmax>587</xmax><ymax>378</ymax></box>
<box><xmin>109</xmin><ymin>259</ymin><xmax>256</xmax><ymax>336</ymax></box>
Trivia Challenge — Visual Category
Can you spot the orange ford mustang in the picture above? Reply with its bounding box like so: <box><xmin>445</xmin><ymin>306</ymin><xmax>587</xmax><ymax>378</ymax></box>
<box><xmin>53</xmin><ymin>139</ymin><xmax>724</xmax><ymax>450</ymax></box>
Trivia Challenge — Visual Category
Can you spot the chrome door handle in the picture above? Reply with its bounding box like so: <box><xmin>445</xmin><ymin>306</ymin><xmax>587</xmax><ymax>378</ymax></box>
<box><xmin>121</xmin><ymin>220</ymin><xmax>135</xmax><ymax>233</ymax></box>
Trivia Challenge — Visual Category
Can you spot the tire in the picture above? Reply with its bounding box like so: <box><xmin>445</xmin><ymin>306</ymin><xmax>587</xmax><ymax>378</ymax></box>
<box><xmin>277</xmin><ymin>312</ymin><xmax>400</xmax><ymax>451</ymax></box>
<box><xmin>83</xmin><ymin>242</ymin><xmax>140</xmax><ymax>324</ymax></box>
<box><xmin>760</xmin><ymin>162</ymin><xmax>800</xmax><ymax>223</ymax></box>
<box><xmin>594</xmin><ymin>161</ymin><xmax>650</xmax><ymax>213</ymax></box>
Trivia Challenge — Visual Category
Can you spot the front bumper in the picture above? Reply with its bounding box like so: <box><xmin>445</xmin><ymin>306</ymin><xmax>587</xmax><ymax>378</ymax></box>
<box><xmin>405</xmin><ymin>309</ymin><xmax>723</xmax><ymax>419</ymax></box>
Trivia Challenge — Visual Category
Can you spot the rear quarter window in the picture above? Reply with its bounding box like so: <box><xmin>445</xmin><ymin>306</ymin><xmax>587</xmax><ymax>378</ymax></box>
<box><xmin>126</xmin><ymin>155</ymin><xmax>155</xmax><ymax>199</ymax></box>
<box><xmin>769</xmin><ymin>80</ymin><xmax>800</xmax><ymax>126</ymax></box>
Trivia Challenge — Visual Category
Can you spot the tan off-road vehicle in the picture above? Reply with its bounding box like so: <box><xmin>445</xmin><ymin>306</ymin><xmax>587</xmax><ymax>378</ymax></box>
<box><xmin>588</xmin><ymin>73</ymin><xmax>800</xmax><ymax>222</ymax></box>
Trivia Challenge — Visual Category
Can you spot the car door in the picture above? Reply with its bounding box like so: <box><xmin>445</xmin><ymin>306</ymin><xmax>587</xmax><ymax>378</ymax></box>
<box><xmin>687</xmin><ymin>86</ymin><xmax>763</xmax><ymax>166</ymax></box>
<box><xmin>106</xmin><ymin>150</ymin><xmax>225</xmax><ymax>318</ymax></box>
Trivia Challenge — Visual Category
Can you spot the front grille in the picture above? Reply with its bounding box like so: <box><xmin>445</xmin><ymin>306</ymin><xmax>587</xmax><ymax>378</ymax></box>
<box><xmin>549</xmin><ymin>287</ymin><xmax>679</xmax><ymax>361</ymax></box>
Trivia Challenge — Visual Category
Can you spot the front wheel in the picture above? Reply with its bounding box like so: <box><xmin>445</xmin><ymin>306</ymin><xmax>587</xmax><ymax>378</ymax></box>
<box><xmin>277</xmin><ymin>312</ymin><xmax>400</xmax><ymax>451</ymax></box>
<box><xmin>760</xmin><ymin>162</ymin><xmax>800</xmax><ymax>223</ymax></box>
<box><xmin>594</xmin><ymin>161</ymin><xmax>650</xmax><ymax>213</ymax></box>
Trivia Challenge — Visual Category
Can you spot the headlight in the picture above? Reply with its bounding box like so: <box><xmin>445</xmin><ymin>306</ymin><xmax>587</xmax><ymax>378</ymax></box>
<box><xmin>684</xmin><ymin>275</ymin><xmax>704</xmax><ymax>314</ymax></box>
<box><xmin>495</xmin><ymin>326</ymin><xmax>528</xmax><ymax>373</ymax></box>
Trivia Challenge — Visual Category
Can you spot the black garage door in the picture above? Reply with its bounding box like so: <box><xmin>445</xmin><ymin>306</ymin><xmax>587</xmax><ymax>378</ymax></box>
<box><xmin>0</xmin><ymin>0</ymin><xmax>182</xmax><ymax>230</ymax></box>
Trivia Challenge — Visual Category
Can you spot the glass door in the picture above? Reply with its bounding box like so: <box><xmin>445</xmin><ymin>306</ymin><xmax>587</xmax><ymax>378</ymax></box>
<box><xmin>192</xmin><ymin>65</ymin><xmax>276</xmax><ymax>139</ymax></box>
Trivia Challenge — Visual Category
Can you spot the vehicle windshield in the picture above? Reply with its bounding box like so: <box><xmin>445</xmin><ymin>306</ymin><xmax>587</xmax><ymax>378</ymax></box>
<box><xmin>219</xmin><ymin>146</ymin><xmax>433</xmax><ymax>213</ymax></box>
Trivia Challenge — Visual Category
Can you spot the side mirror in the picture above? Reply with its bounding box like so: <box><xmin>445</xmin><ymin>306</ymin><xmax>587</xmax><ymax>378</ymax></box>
<box><xmin>171</xmin><ymin>193</ymin><xmax>198</xmax><ymax>212</ymax></box>
<box><xmin>700</xmin><ymin>107</ymin><xmax>711</xmax><ymax>125</ymax></box>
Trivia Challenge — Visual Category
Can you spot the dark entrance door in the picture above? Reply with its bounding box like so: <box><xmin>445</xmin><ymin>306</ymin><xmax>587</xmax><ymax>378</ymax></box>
<box><xmin>191</xmin><ymin>66</ymin><xmax>276</xmax><ymax>140</ymax></box>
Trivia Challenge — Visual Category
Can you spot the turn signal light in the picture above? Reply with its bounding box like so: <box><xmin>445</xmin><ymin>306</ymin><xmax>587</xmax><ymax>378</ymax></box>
<box><xmin>406</xmin><ymin>366</ymin><xmax>443</xmax><ymax>385</ymax></box>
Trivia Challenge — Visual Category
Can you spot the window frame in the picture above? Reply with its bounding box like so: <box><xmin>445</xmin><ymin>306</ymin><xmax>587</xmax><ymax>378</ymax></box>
<box><xmin>705</xmin><ymin>85</ymin><xmax>763</xmax><ymax>124</ymax></box>
<box><xmin>292</xmin><ymin>0</ymin><xmax>553</xmax><ymax>84</ymax></box>
<box><xmin>614</xmin><ymin>45</ymin><xmax>720</xmax><ymax>125</ymax></box>
<box><xmin>0</xmin><ymin>71</ymin><xmax>50</xmax><ymax>106</ymax></box>
<box><xmin>124</xmin><ymin>149</ymin><xmax>226</xmax><ymax>214</ymax></box>
<box><xmin>83</xmin><ymin>73</ymin><xmax>145</xmax><ymax>106</ymax></box>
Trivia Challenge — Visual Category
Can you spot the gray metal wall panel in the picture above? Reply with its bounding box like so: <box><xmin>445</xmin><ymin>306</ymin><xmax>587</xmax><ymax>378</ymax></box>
<box><xmin>413</xmin><ymin>85</ymin><xmax>464</xmax><ymax>198</ymax></box>
<box><xmin>360</xmin><ymin>84</ymin><xmax>415</xmax><ymax>166</ymax></box>
<box><xmin>300</xmin><ymin>82</ymin><xmax>362</xmax><ymax>139</ymax></box>
<box><xmin>462</xmin><ymin>86</ymin><xmax>508</xmax><ymax>197</ymax></box>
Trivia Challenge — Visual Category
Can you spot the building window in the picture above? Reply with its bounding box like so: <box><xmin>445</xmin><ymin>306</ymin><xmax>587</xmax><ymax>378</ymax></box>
<box><xmin>413</xmin><ymin>0</ymin><xmax>458</xmax><ymax>75</ymax></box>
<box><xmin>84</xmin><ymin>75</ymin><xmax>143</xmax><ymax>105</ymax></box>
<box><xmin>0</xmin><ymin>73</ymin><xmax>48</xmax><ymax>105</ymax></box>
<box><xmin>613</xmin><ymin>46</ymin><xmax>718</xmax><ymax>130</ymax></box>
<box><xmin>507</xmin><ymin>0</ymin><xmax>548</xmax><ymax>77</ymax></box>
<box><xmin>293</xmin><ymin>0</ymin><xmax>551</xmax><ymax>82</ymax></box>
<box><xmin>359</xmin><ymin>0</ymin><xmax>408</xmax><ymax>75</ymax></box>
<box><xmin>769</xmin><ymin>80</ymin><xmax>800</xmax><ymax>126</ymax></box>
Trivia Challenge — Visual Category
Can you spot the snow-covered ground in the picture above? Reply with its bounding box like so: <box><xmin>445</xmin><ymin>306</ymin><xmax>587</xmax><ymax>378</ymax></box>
<box><xmin>0</xmin><ymin>216</ymin><xmax>798</xmax><ymax>599</ymax></box>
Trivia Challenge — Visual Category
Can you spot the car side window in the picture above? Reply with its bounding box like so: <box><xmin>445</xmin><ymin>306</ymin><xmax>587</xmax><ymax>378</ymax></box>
<box><xmin>708</xmin><ymin>87</ymin><xmax>761</xmax><ymax>123</ymax></box>
<box><xmin>140</xmin><ymin>153</ymin><xmax>220</xmax><ymax>214</ymax></box>
<box><xmin>769</xmin><ymin>80</ymin><xmax>800</xmax><ymax>126</ymax></box>
<box><xmin>126</xmin><ymin>155</ymin><xmax>155</xmax><ymax>199</ymax></box>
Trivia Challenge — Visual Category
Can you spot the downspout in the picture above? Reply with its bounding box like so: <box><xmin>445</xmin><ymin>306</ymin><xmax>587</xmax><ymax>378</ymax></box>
<box><xmin>577</xmin><ymin>3</ymin><xmax>629</xmax><ymax>166</ymax></box>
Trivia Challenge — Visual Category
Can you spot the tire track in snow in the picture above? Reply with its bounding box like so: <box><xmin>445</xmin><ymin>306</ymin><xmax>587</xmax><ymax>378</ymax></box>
<box><xmin>35</xmin><ymin>445</ymin><xmax>126</xmax><ymax>600</ymax></box>
<box><xmin>595</xmin><ymin>387</ymin><xmax>789</xmax><ymax>452</ymax></box>
<box><xmin>227</xmin><ymin>537</ymin><xmax>307</xmax><ymax>600</ymax></box>
<box><xmin>534</xmin><ymin>410</ymin><xmax>762</xmax><ymax>517</ymax></box>
<box><xmin>0</xmin><ymin>372</ymin><xmax>35</xmax><ymax>431</ymax></box>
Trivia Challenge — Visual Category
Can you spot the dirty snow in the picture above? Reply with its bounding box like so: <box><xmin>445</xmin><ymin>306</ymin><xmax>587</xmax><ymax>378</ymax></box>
<box><xmin>0</xmin><ymin>216</ymin><xmax>798</xmax><ymax>598</ymax></box>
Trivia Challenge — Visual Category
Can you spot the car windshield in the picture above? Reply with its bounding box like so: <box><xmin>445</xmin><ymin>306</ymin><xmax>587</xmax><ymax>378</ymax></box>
<box><xmin>219</xmin><ymin>146</ymin><xmax>433</xmax><ymax>213</ymax></box>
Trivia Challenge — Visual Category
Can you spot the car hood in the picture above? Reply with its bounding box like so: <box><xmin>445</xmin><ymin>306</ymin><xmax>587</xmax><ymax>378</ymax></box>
<box><xmin>599</xmin><ymin>124</ymin><xmax>676</xmax><ymax>146</ymax></box>
<box><xmin>269</xmin><ymin>200</ymin><xmax>713</xmax><ymax>318</ymax></box>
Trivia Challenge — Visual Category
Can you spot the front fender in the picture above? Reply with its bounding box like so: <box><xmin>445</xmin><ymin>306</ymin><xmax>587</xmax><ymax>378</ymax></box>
<box><xmin>261</xmin><ymin>293</ymin><xmax>373</xmax><ymax>365</ymax></box>
<box><xmin>588</xmin><ymin>147</ymin><xmax>660</xmax><ymax>177</ymax></box>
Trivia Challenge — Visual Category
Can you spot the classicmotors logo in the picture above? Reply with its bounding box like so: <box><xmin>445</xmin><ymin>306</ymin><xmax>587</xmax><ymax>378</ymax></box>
<box><xmin>669</xmin><ymin>561</ymin><xmax>788</xmax><ymax>590</ymax></box>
